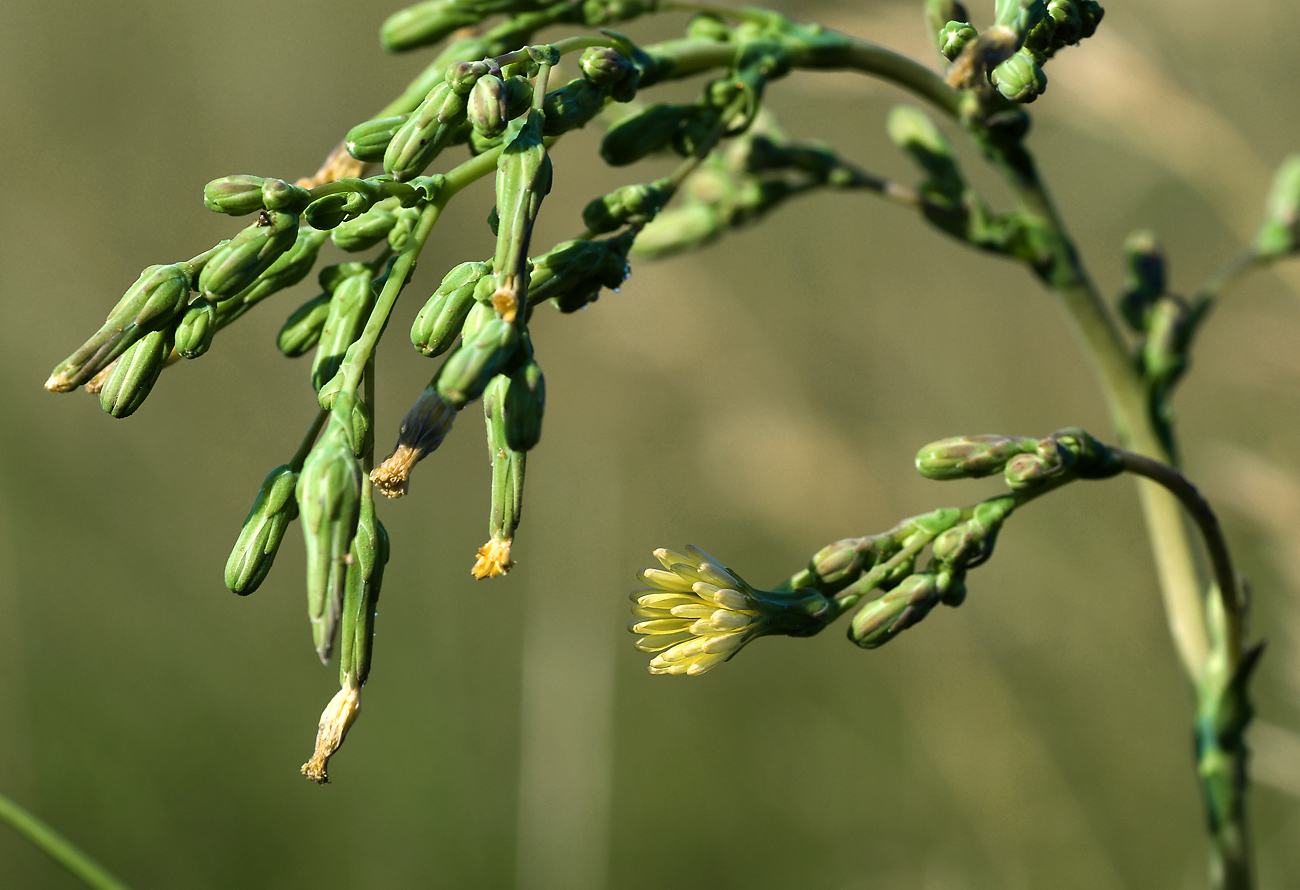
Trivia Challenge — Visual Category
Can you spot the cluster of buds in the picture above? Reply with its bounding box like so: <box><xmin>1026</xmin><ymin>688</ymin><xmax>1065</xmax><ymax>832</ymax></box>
<box><xmin>933</xmin><ymin>0</ymin><xmax>1103</xmax><ymax>104</ymax></box>
<box><xmin>916</xmin><ymin>427</ymin><xmax>1124</xmax><ymax>489</ymax></box>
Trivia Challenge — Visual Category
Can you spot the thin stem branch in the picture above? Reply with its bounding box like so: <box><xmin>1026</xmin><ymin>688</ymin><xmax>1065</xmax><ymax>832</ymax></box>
<box><xmin>0</xmin><ymin>791</ymin><xmax>133</xmax><ymax>890</ymax></box>
<box><xmin>289</xmin><ymin>409</ymin><xmax>328</xmax><ymax>471</ymax></box>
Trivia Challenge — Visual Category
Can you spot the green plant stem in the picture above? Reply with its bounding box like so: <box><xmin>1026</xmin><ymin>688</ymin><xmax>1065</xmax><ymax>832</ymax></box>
<box><xmin>0</xmin><ymin>791</ymin><xmax>133</xmax><ymax>890</ymax></box>
<box><xmin>1191</xmin><ymin>250</ymin><xmax>1262</xmax><ymax>323</ymax></box>
<box><xmin>289</xmin><ymin>409</ymin><xmax>329</xmax><ymax>472</ymax></box>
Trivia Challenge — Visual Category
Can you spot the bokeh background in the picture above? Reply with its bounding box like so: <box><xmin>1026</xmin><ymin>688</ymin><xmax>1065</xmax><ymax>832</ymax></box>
<box><xmin>2</xmin><ymin>1</ymin><xmax>1299</xmax><ymax>887</ymax></box>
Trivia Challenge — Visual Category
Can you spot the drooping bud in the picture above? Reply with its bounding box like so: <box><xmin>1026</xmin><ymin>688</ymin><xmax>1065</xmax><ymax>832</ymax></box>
<box><xmin>599</xmin><ymin>104</ymin><xmax>692</xmax><ymax>166</ymax></box>
<box><xmin>915</xmin><ymin>434</ymin><xmax>1038</xmax><ymax>480</ymax></box>
<box><xmin>473</xmin><ymin>373</ymin><xmax>526</xmax><ymax>579</ymax></box>
<box><xmin>277</xmin><ymin>293</ymin><xmax>333</xmax><ymax>358</ymax></box>
<box><xmin>581</xmin><ymin>181</ymin><xmax>671</xmax><ymax>234</ymax></box>
<box><xmin>198</xmin><ymin>211</ymin><xmax>300</xmax><ymax>302</ymax></box>
<box><xmin>297</xmin><ymin>405</ymin><xmax>363</xmax><ymax>663</ymax></box>
<box><xmin>331</xmin><ymin>207</ymin><xmax>399</xmax><ymax>252</ymax></box>
<box><xmin>503</xmin><ymin>353</ymin><xmax>545</xmax><ymax>452</ymax></box>
<box><xmin>225</xmin><ymin>465</ymin><xmax>299</xmax><ymax>595</ymax></box>
<box><xmin>371</xmin><ymin>383</ymin><xmax>457</xmax><ymax>498</ymax></box>
<box><xmin>174</xmin><ymin>297</ymin><xmax>217</xmax><ymax>359</ymax></box>
<box><xmin>345</xmin><ymin>114</ymin><xmax>410</xmax><ymax>162</ymax></box>
<box><xmin>1254</xmin><ymin>154</ymin><xmax>1300</xmax><ymax>259</ymax></box>
<box><xmin>98</xmin><ymin>326</ymin><xmax>173</xmax><ymax>418</ymax></box>
<box><xmin>436</xmin><ymin>317</ymin><xmax>521</xmax><ymax>408</ymax></box>
<box><xmin>46</xmin><ymin>263</ymin><xmax>191</xmax><ymax>392</ymax></box>
<box><xmin>339</xmin><ymin>497</ymin><xmax>388</xmax><ymax>689</ymax></box>
<box><xmin>849</xmin><ymin>573</ymin><xmax>942</xmax><ymax>648</ymax></box>
<box><xmin>411</xmin><ymin>261</ymin><xmax>491</xmax><ymax>357</ymax></box>
<box><xmin>490</xmin><ymin>110</ymin><xmax>550</xmax><ymax>322</ymax></box>
<box><xmin>301</xmin><ymin>684</ymin><xmax>361</xmax><ymax>784</ymax></box>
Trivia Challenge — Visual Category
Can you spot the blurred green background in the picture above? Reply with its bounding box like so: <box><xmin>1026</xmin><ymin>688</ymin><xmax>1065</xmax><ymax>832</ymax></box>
<box><xmin>2</xmin><ymin>1</ymin><xmax>1299</xmax><ymax>887</ymax></box>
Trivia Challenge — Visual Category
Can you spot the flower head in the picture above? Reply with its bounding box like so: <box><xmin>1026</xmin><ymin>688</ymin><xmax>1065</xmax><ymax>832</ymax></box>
<box><xmin>630</xmin><ymin>545</ymin><xmax>830</xmax><ymax>676</ymax></box>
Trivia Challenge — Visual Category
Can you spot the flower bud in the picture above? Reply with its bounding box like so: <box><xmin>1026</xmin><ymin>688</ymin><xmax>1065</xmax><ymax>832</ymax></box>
<box><xmin>850</xmin><ymin>573</ymin><xmax>942</xmax><ymax>648</ymax></box>
<box><xmin>261</xmin><ymin>178</ymin><xmax>312</xmax><ymax>213</ymax></box>
<box><xmin>371</xmin><ymin>383</ymin><xmax>457</xmax><ymax>498</ymax></box>
<box><xmin>225</xmin><ymin>465</ymin><xmax>299</xmax><ymax>595</ymax></box>
<box><xmin>527</xmin><ymin>237</ymin><xmax>631</xmax><ymax>312</ymax></box>
<box><xmin>991</xmin><ymin>49</ymin><xmax>1047</xmax><ymax>104</ymax></box>
<box><xmin>345</xmin><ymin>114</ymin><xmax>410</xmax><ymax>162</ymax></box>
<box><xmin>468</xmin><ymin>74</ymin><xmax>510</xmax><ymax>139</ymax></box>
<box><xmin>198</xmin><ymin>211</ymin><xmax>300</xmax><ymax>302</ymax></box>
<box><xmin>1046</xmin><ymin>0</ymin><xmax>1082</xmax><ymax>46</ymax></box>
<box><xmin>926</xmin><ymin>0</ymin><xmax>970</xmax><ymax>50</ymax></box>
<box><xmin>915</xmin><ymin>434</ymin><xmax>1037</xmax><ymax>480</ymax></box>
<box><xmin>1118</xmin><ymin>229</ymin><xmax>1166</xmax><ymax>331</ymax></box>
<box><xmin>174</xmin><ymin>296</ymin><xmax>216</xmax><ymax>359</ymax></box>
<box><xmin>312</xmin><ymin>269</ymin><xmax>375</xmax><ymax>392</ymax></box>
<box><xmin>386</xmin><ymin>205</ymin><xmax>422</xmax><ymax>252</ymax></box>
<box><xmin>297</xmin><ymin>408</ymin><xmax>363</xmax><ymax>662</ymax></box>
<box><xmin>582</xmin><ymin>181</ymin><xmax>671</xmax><ymax>234</ymax></box>
<box><xmin>1048</xmin><ymin>427</ymin><xmax>1123</xmax><ymax>478</ymax></box>
<box><xmin>541</xmin><ymin>79</ymin><xmax>607</xmax><ymax>137</ymax></box>
<box><xmin>1254</xmin><ymin>154</ymin><xmax>1300</xmax><ymax>259</ymax></box>
<box><xmin>304</xmin><ymin>192</ymin><xmax>369</xmax><ymax>230</ymax></box>
<box><xmin>331</xmin><ymin>207</ymin><xmax>399</xmax><ymax>253</ymax></box>
<box><xmin>203</xmin><ymin>174</ymin><xmax>267</xmax><ymax>215</ymax></box>
<box><xmin>886</xmin><ymin>105</ymin><xmax>963</xmax><ymax>201</ymax></box>
<box><xmin>939</xmin><ymin>21</ymin><xmax>979</xmax><ymax>61</ymax></box>
<box><xmin>275</xmin><ymin>293</ymin><xmax>330</xmax><ymax>358</ymax></box>
<box><xmin>411</xmin><ymin>261</ymin><xmax>490</xmax><ymax>357</ymax></box>
<box><xmin>436</xmin><ymin>317</ymin><xmax>521</xmax><ymax>408</ymax></box>
<box><xmin>1141</xmin><ymin>295</ymin><xmax>1192</xmax><ymax>388</ymax></box>
<box><xmin>503</xmin><ymin>356</ymin><xmax>545</xmax><ymax>451</ymax></box>
<box><xmin>339</xmin><ymin>499</ymin><xmax>387</xmax><ymax>688</ymax></box>
<box><xmin>214</xmin><ymin>228</ymin><xmax>328</xmax><ymax>329</ymax></box>
<box><xmin>599</xmin><ymin>104</ymin><xmax>692</xmax><ymax>166</ymax></box>
<box><xmin>380</xmin><ymin>0</ymin><xmax>478</xmax><ymax>53</ymax></box>
<box><xmin>1003</xmin><ymin>437</ymin><xmax>1075</xmax><ymax>490</ymax></box>
<box><xmin>580</xmin><ymin>46</ymin><xmax>635</xmax><ymax>88</ymax></box>
<box><xmin>810</xmin><ymin>537</ymin><xmax>874</xmax><ymax>586</ymax></box>
<box><xmin>1074</xmin><ymin>0</ymin><xmax>1103</xmax><ymax>40</ymax></box>
<box><xmin>474</xmin><ymin>373</ymin><xmax>527</xmax><ymax>579</ymax></box>
<box><xmin>46</xmin><ymin>263</ymin><xmax>191</xmax><ymax>392</ymax></box>
<box><xmin>384</xmin><ymin>82</ymin><xmax>466</xmax><ymax>181</ymax></box>
<box><xmin>99</xmin><ymin>326</ymin><xmax>173</xmax><ymax>418</ymax></box>
<box><xmin>630</xmin><ymin>202</ymin><xmax>724</xmax><ymax>258</ymax></box>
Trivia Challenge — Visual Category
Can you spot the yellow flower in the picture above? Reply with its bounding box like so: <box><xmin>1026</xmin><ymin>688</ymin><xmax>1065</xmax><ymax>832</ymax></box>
<box><xmin>630</xmin><ymin>545</ymin><xmax>830</xmax><ymax>676</ymax></box>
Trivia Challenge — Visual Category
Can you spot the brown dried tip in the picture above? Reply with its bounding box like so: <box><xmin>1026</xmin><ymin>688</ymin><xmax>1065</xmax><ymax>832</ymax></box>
<box><xmin>301</xmin><ymin>684</ymin><xmax>361</xmax><ymax>784</ymax></box>
<box><xmin>45</xmin><ymin>373</ymin><xmax>77</xmax><ymax>393</ymax></box>
<box><xmin>82</xmin><ymin>360</ymin><xmax>118</xmax><ymax>395</ymax></box>
<box><xmin>370</xmin><ymin>445</ymin><xmax>419</xmax><ymax>498</ymax></box>
<box><xmin>295</xmin><ymin>140</ymin><xmax>368</xmax><ymax>190</ymax></box>
<box><xmin>471</xmin><ymin>537</ymin><xmax>514</xmax><ymax>579</ymax></box>
<box><xmin>491</xmin><ymin>281</ymin><xmax>519</xmax><ymax>324</ymax></box>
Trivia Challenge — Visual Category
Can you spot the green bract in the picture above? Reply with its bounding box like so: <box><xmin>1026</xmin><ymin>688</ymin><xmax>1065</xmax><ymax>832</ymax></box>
<box><xmin>225</xmin><ymin>465</ymin><xmax>300</xmax><ymax>596</ymax></box>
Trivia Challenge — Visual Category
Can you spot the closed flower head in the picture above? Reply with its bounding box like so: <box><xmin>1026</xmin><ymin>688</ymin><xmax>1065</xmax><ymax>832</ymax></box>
<box><xmin>630</xmin><ymin>546</ymin><xmax>830</xmax><ymax>676</ymax></box>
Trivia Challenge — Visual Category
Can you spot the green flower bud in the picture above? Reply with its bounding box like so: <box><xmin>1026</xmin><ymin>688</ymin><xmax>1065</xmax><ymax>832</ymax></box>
<box><xmin>297</xmin><ymin>408</ymin><xmax>363</xmax><ymax>662</ymax></box>
<box><xmin>850</xmin><ymin>573</ymin><xmax>941</xmax><ymax>648</ymax></box>
<box><xmin>1048</xmin><ymin>427</ymin><xmax>1123</xmax><ymax>478</ymax></box>
<box><xmin>1254</xmin><ymin>154</ymin><xmax>1300</xmax><ymax>259</ymax></box>
<box><xmin>225</xmin><ymin>465</ymin><xmax>299</xmax><ymax>595</ymax></box>
<box><xmin>468</xmin><ymin>74</ymin><xmax>509</xmax><ymax>139</ymax></box>
<box><xmin>809</xmin><ymin>537</ymin><xmax>876</xmax><ymax>587</ymax></box>
<box><xmin>1003</xmin><ymin>437</ymin><xmax>1075</xmax><ymax>490</ymax></box>
<box><xmin>915</xmin><ymin>434</ymin><xmax>1038</xmax><ymax>480</ymax></box>
<box><xmin>446</xmin><ymin>59</ymin><xmax>496</xmax><ymax>94</ymax></box>
<box><xmin>339</xmin><ymin>499</ymin><xmax>388</xmax><ymax>688</ymax></box>
<box><xmin>462</xmin><ymin>297</ymin><xmax>496</xmax><ymax>338</ymax></box>
<box><xmin>385</xmin><ymin>205</ymin><xmax>422</xmax><ymax>252</ymax></box>
<box><xmin>277</xmin><ymin>293</ymin><xmax>332</xmax><ymax>358</ymax></box>
<box><xmin>380</xmin><ymin>1</ymin><xmax>479</xmax><ymax>53</ymax></box>
<box><xmin>474</xmin><ymin>372</ymin><xmax>527</xmax><ymax>579</ymax></box>
<box><xmin>411</xmin><ymin>261</ymin><xmax>489</xmax><ymax>357</ymax></box>
<box><xmin>529</xmin><ymin>237</ymin><xmax>631</xmax><ymax>313</ymax></box>
<box><xmin>491</xmin><ymin>111</ymin><xmax>551</xmax><ymax>322</ymax></box>
<box><xmin>991</xmin><ymin>49</ymin><xmax>1048</xmax><ymax>104</ymax></box>
<box><xmin>304</xmin><ymin>192</ymin><xmax>369</xmax><ymax>230</ymax></box>
<box><xmin>312</xmin><ymin>269</ymin><xmax>375</xmax><ymax>392</ymax></box>
<box><xmin>261</xmin><ymin>178</ymin><xmax>312</xmax><ymax>213</ymax></box>
<box><xmin>926</xmin><ymin>0</ymin><xmax>970</xmax><ymax>51</ymax></box>
<box><xmin>1074</xmin><ymin>0</ymin><xmax>1103</xmax><ymax>40</ymax></box>
<box><xmin>1118</xmin><ymin>229</ymin><xmax>1166</xmax><ymax>331</ymax></box>
<box><xmin>582</xmin><ymin>181</ymin><xmax>671</xmax><ymax>234</ymax></box>
<box><xmin>542</xmin><ymin>79</ymin><xmax>607</xmax><ymax>137</ymax></box>
<box><xmin>1141</xmin><ymin>295</ymin><xmax>1191</xmax><ymax>388</ymax></box>
<box><xmin>931</xmin><ymin>496</ymin><xmax>1013</xmax><ymax>569</ymax></box>
<box><xmin>436</xmin><ymin>317</ymin><xmax>521</xmax><ymax>408</ymax></box>
<box><xmin>350</xmin><ymin>397</ymin><xmax>373</xmax><ymax>461</ymax></box>
<box><xmin>331</xmin><ymin>207</ymin><xmax>399</xmax><ymax>253</ymax></box>
<box><xmin>99</xmin><ymin>326</ymin><xmax>173</xmax><ymax>418</ymax></box>
<box><xmin>580</xmin><ymin>46</ymin><xmax>635</xmax><ymax>89</ymax></box>
<box><xmin>600</xmin><ymin>104</ymin><xmax>692</xmax><ymax>166</ymax></box>
<box><xmin>939</xmin><ymin>21</ymin><xmax>979</xmax><ymax>62</ymax></box>
<box><xmin>631</xmin><ymin>202</ymin><xmax>724</xmax><ymax>258</ymax></box>
<box><xmin>345</xmin><ymin>115</ymin><xmax>410</xmax><ymax>162</ymax></box>
<box><xmin>174</xmin><ymin>296</ymin><xmax>216</xmax><ymax>359</ymax></box>
<box><xmin>886</xmin><ymin>105</ymin><xmax>964</xmax><ymax>201</ymax></box>
<box><xmin>503</xmin><ymin>356</ymin><xmax>545</xmax><ymax>451</ymax></box>
<box><xmin>384</xmin><ymin>81</ymin><xmax>467</xmax><ymax>181</ymax></box>
<box><xmin>1046</xmin><ymin>0</ymin><xmax>1082</xmax><ymax>46</ymax></box>
<box><xmin>213</xmin><ymin>227</ymin><xmax>328</xmax><ymax>329</ymax></box>
<box><xmin>198</xmin><ymin>211</ymin><xmax>300</xmax><ymax>301</ymax></box>
<box><xmin>686</xmin><ymin>12</ymin><xmax>731</xmax><ymax>42</ymax></box>
<box><xmin>46</xmin><ymin>263</ymin><xmax>191</xmax><ymax>392</ymax></box>
<box><xmin>204</xmin><ymin>174</ymin><xmax>267</xmax><ymax>215</ymax></box>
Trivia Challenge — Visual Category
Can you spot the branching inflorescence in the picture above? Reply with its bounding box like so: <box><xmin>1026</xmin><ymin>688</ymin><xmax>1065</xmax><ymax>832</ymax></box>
<box><xmin>42</xmin><ymin>0</ymin><xmax>1300</xmax><ymax>887</ymax></box>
